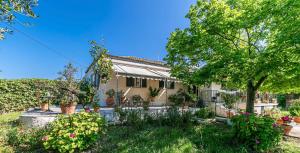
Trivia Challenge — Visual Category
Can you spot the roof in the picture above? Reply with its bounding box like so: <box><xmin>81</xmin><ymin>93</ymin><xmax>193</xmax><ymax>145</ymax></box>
<box><xmin>86</xmin><ymin>54</ymin><xmax>176</xmax><ymax>80</ymax></box>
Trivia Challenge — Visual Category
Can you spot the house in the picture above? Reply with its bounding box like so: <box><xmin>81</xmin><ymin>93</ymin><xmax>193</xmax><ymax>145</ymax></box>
<box><xmin>85</xmin><ymin>54</ymin><xmax>277</xmax><ymax>114</ymax></box>
<box><xmin>85</xmin><ymin>55</ymin><xmax>187</xmax><ymax>106</ymax></box>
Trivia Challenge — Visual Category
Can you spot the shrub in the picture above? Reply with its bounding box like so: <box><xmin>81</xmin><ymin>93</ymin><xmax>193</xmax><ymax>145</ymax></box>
<box><xmin>7</xmin><ymin>127</ymin><xmax>47</xmax><ymax>152</ymax></box>
<box><xmin>43</xmin><ymin>112</ymin><xmax>106</xmax><ymax>152</ymax></box>
<box><xmin>0</xmin><ymin>79</ymin><xmax>61</xmax><ymax>113</ymax></box>
<box><xmin>125</xmin><ymin>109</ymin><xmax>144</xmax><ymax>129</ymax></box>
<box><xmin>231</xmin><ymin>113</ymin><xmax>283</xmax><ymax>152</ymax></box>
<box><xmin>105</xmin><ymin>89</ymin><xmax>115</xmax><ymax>98</ymax></box>
<box><xmin>132</xmin><ymin>95</ymin><xmax>143</xmax><ymax>105</ymax></box>
<box><xmin>289</xmin><ymin>100</ymin><xmax>300</xmax><ymax>116</ymax></box>
<box><xmin>194</xmin><ymin>108</ymin><xmax>214</xmax><ymax>119</ymax></box>
<box><xmin>148</xmin><ymin>87</ymin><xmax>161</xmax><ymax>99</ymax></box>
<box><xmin>168</xmin><ymin>89</ymin><xmax>197</xmax><ymax>106</ymax></box>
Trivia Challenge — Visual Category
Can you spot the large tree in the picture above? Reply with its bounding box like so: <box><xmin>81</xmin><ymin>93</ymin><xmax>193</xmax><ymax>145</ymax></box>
<box><xmin>0</xmin><ymin>0</ymin><xmax>38</xmax><ymax>40</ymax></box>
<box><xmin>165</xmin><ymin>0</ymin><xmax>300</xmax><ymax>113</ymax></box>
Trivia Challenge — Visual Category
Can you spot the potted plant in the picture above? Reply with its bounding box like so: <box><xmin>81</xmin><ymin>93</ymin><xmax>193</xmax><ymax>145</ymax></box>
<box><xmin>132</xmin><ymin>95</ymin><xmax>143</xmax><ymax>106</ymax></box>
<box><xmin>148</xmin><ymin>87</ymin><xmax>161</xmax><ymax>102</ymax></box>
<box><xmin>59</xmin><ymin>90</ymin><xmax>78</xmax><ymax>114</ymax></box>
<box><xmin>105</xmin><ymin>89</ymin><xmax>115</xmax><ymax>107</ymax></box>
<box><xmin>281</xmin><ymin>115</ymin><xmax>293</xmax><ymax>135</ymax></box>
<box><xmin>92</xmin><ymin>102</ymin><xmax>101</xmax><ymax>112</ymax></box>
<box><xmin>40</xmin><ymin>91</ymin><xmax>52</xmax><ymax>112</ymax></box>
<box><xmin>289</xmin><ymin>100</ymin><xmax>300</xmax><ymax>123</ymax></box>
<box><xmin>57</xmin><ymin>63</ymin><xmax>79</xmax><ymax>114</ymax></box>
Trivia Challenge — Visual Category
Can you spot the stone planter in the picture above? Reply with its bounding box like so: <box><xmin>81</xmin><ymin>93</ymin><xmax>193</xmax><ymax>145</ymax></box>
<box><xmin>40</xmin><ymin>102</ymin><xmax>49</xmax><ymax>112</ymax></box>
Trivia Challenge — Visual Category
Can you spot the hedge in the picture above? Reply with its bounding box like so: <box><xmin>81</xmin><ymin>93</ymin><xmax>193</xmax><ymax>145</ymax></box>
<box><xmin>0</xmin><ymin>79</ymin><xmax>61</xmax><ymax>113</ymax></box>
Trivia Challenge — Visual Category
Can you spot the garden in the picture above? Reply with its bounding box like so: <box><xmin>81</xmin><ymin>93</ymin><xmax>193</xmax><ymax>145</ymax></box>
<box><xmin>0</xmin><ymin>106</ymin><xmax>300</xmax><ymax>153</ymax></box>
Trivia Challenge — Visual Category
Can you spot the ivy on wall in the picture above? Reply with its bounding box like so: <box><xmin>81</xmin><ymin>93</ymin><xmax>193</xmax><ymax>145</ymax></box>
<box><xmin>0</xmin><ymin>79</ymin><xmax>61</xmax><ymax>113</ymax></box>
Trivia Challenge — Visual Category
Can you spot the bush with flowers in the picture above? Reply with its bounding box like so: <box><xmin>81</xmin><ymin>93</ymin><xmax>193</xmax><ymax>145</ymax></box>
<box><xmin>231</xmin><ymin>113</ymin><xmax>283</xmax><ymax>152</ymax></box>
<box><xmin>43</xmin><ymin>112</ymin><xmax>106</xmax><ymax>153</ymax></box>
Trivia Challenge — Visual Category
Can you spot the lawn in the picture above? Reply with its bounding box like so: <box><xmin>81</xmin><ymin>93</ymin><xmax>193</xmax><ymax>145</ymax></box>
<box><xmin>93</xmin><ymin>124</ymin><xmax>300</xmax><ymax>153</ymax></box>
<box><xmin>0</xmin><ymin>112</ymin><xmax>21</xmax><ymax>153</ymax></box>
<box><xmin>0</xmin><ymin>112</ymin><xmax>299</xmax><ymax>153</ymax></box>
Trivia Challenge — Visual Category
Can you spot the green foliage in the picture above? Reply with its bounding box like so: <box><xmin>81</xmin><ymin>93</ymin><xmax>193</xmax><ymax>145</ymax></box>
<box><xmin>165</xmin><ymin>0</ymin><xmax>300</xmax><ymax>112</ymax></box>
<box><xmin>43</xmin><ymin>112</ymin><xmax>106</xmax><ymax>153</ymax></box>
<box><xmin>231</xmin><ymin>113</ymin><xmax>283</xmax><ymax>152</ymax></box>
<box><xmin>221</xmin><ymin>93</ymin><xmax>238</xmax><ymax>109</ymax></box>
<box><xmin>89</xmin><ymin>40</ymin><xmax>113</xmax><ymax>83</ymax></box>
<box><xmin>78</xmin><ymin>79</ymin><xmax>96</xmax><ymax>107</ymax></box>
<box><xmin>118</xmin><ymin>107</ymin><xmax>193</xmax><ymax>129</ymax></box>
<box><xmin>7</xmin><ymin>127</ymin><xmax>47</xmax><ymax>152</ymax></box>
<box><xmin>105</xmin><ymin>89</ymin><xmax>115</xmax><ymax>98</ymax></box>
<box><xmin>57</xmin><ymin>63</ymin><xmax>79</xmax><ymax>105</ymax></box>
<box><xmin>168</xmin><ymin>89</ymin><xmax>197</xmax><ymax>106</ymax></box>
<box><xmin>277</xmin><ymin>95</ymin><xmax>287</xmax><ymax>108</ymax></box>
<box><xmin>148</xmin><ymin>87</ymin><xmax>161</xmax><ymax>98</ymax></box>
<box><xmin>289</xmin><ymin>100</ymin><xmax>300</xmax><ymax>116</ymax></box>
<box><xmin>0</xmin><ymin>79</ymin><xmax>60</xmax><ymax>113</ymax></box>
<box><xmin>95</xmin><ymin>124</ymin><xmax>249</xmax><ymax>153</ymax></box>
<box><xmin>131</xmin><ymin>95</ymin><xmax>143</xmax><ymax>105</ymax></box>
<box><xmin>0</xmin><ymin>0</ymin><xmax>38</xmax><ymax>40</ymax></box>
<box><xmin>194</xmin><ymin>108</ymin><xmax>214</xmax><ymax>119</ymax></box>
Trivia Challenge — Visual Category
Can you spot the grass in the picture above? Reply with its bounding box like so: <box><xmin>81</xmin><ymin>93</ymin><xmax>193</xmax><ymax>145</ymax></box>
<box><xmin>94</xmin><ymin>124</ymin><xmax>300</xmax><ymax>153</ymax></box>
<box><xmin>0</xmin><ymin>112</ymin><xmax>299</xmax><ymax>153</ymax></box>
<box><xmin>0</xmin><ymin>112</ymin><xmax>21</xmax><ymax>153</ymax></box>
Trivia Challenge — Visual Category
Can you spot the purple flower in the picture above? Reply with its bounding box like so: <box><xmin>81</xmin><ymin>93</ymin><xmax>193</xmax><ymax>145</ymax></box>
<box><xmin>281</xmin><ymin>116</ymin><xmax>291</xmax><ymax>122</ymax></box>
<box><xmin>69</xmin><ymin>133</ymin><xmax>76</xmax><ymax>138</ymax></box>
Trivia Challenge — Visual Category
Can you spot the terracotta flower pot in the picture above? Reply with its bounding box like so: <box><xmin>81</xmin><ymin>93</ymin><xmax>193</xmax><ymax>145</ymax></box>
<box><xmin>106</xmin><ymin>97</ymin><xmax>115</xmax><ymax>107</ymax></box>
<box><xmin>282</xmin><ymin>124</ymin><xmax>293</xmax><ymax>135</ymax></box>
<box><xmin>276</xmin><ymin>119</ymin><xmax>284</xmax><ymax>125</ymax></box>
<box><xmin>149</xmin><ymin>97</ymin><xmax>155</xmax><ymax>102</ymax></box>
<box><xmin>294</xmin><ymin>117</ymin><xmax>300</xmax><ymax>123</ymax></box>
<box><xmin>60</xmin><ymin>103</ymin><xmax>76</xmax><ymax>114</ymax></box>
<box><xmin>94</xmin><ymin>107</ymin><xmax>100</xmax><ymax>112</ymax></box>
<box><xmin>40</xmin><ymin>102</ymin><xmax>49</xmax><ymax>112</ymax></box>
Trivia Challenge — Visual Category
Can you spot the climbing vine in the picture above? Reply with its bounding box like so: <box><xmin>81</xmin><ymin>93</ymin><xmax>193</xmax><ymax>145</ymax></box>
<box><xmin>89</xmin><ymin>40</ymin><xmax>113</xmax><ymax>83</ymax></box>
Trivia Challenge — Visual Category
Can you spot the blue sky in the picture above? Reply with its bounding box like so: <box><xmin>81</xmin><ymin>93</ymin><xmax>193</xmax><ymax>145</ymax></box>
<box><xmin>0</xmin><ymin>0</ymin><xmax>195</xmax><ymax>79</ymax></box>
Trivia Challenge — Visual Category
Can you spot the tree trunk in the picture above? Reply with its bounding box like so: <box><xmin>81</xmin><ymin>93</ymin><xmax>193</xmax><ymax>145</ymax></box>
<box><xmin>246</xmin><ymin>80</ymin><xmax>256</xmax><ymax>113</ymax></box>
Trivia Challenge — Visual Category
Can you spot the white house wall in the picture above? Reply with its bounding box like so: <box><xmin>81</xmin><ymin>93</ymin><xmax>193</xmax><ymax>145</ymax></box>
<box><xmin>104</xmin><ymin>72</ymin><xmax>184</xmax><ymax>105</ymax></box>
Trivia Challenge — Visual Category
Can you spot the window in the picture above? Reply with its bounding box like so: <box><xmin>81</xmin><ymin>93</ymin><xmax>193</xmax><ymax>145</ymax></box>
<box><xmin>126</xmin><ymin>77</ymin><xmax>147</xmax><ymax>88</ymax></box>
<box><xmin>169</xmin><ymin>81</ymin><xmax>175</xmax><ymax>89</ymax></box>
<box><xmin>159</xmin><ymin>80</ymin><xmax>175</xmax><ymax>89</ymax></box>
<box><xmin>126</xmin><ymin>77</ymin><xmax>134</xmax><ymax>87</ymax></box>
<box><xmin>159</xmin><ymin>80</ymin><xmax>164</xmax><ymax>88</ymax></box>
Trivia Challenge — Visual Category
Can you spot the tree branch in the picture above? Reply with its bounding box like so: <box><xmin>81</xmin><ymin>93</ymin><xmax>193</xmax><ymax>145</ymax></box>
<box><xmin>254</xmin><ymin>75</ymin><xmax>268</xmax><ymax>90</ymax></box>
